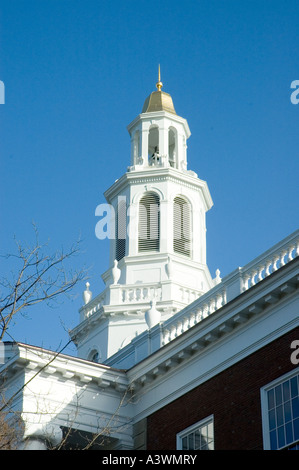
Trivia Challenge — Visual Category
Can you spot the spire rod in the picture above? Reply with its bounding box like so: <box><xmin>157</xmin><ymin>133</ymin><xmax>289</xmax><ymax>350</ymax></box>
<box><xmin>156</xmin><ymin>64</ymin><xmax>163</xmax><ymax>91</ymax></box>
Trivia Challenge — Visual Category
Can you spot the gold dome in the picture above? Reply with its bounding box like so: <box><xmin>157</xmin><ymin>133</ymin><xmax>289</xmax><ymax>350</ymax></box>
<box><xmin>141</xmin><ymin>65</ymin><xmax>177</xmax><ymax>115</ymax></box>
<box><xmin>142</xmin><ymin>90</ymin><xmax>176</xmax><ymax>115</ymax></box>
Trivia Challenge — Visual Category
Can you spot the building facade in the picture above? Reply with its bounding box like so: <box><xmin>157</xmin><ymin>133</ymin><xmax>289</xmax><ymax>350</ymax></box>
<box><xmin>1</xmin><ymin>74</ymin><xmax>299</xmax><ymax>451</ymax></box>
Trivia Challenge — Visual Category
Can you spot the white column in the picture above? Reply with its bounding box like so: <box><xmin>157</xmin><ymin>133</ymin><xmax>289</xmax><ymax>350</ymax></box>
<box><xmin>19</xmin><ymin>438</ymin><xmax>48</xmax><ymax>450</ymax></box>
<box><xmin>130</xmin><ymin>134</ymin><xmax>134</xmax><ymax>166</ymax></box>
<box><xmin>20</xmin><ymin>423</ymin><xmax>63</xmax><ymax>450</ymax></box>
<box><xmin>159</xmin><ymin>199</ymin><xmax>172</xmax><ymax>254</ymax></box>
<box><xmin>177</xmin><ymin>132</ymin><xmax>187</xmax><ymax>170</ymax></box>
<box><xmin>127</xmin><ymin>202</ymin><xmax>138</xmax><ymax>256</ymax></box>
<box><xmin>141</xmin><ymin>124</ymin><xmax>149</xmax><ymax>164</ymax></box>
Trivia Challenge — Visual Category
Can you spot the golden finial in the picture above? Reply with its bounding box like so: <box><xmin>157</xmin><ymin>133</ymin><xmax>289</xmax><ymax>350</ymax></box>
<box><xmin>156</xmin><ymin>64</ymin><xmax>163</xmax><ymax>91</ymax></box>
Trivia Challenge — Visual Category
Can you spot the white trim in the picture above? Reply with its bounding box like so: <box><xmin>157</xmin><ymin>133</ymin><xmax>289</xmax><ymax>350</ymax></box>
<box><xmin>176</xmin><ymin>415</ymin><xmax>214</xmax><ymax>450</ymax></box>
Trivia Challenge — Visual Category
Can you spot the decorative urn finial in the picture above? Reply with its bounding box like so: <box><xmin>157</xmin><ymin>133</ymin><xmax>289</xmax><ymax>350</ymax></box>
<box><xmin>83</xmin><ymin>282</ymin><xmax>92</xmax><ymax>305</ymax></box>
<box><xmin>112</xmin><ymin>259</ymin><xmax>121</xmax><ymax>285</ymax></box>
<box><xmin>145</xmin><ymin>298</ymin><xmax>161</xmax><ymax>329</ymax></box>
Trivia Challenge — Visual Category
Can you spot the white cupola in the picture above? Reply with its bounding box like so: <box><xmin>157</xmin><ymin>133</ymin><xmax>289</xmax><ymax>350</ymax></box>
<box><xmin>128</xmin><ymin>66</ymin><xmax>190</xmax><ymax>172</ymax></box>
<box><xmin>72</xmin><ymin>69</ymin><xmax>215</xmax><ymax>363</ymax></box>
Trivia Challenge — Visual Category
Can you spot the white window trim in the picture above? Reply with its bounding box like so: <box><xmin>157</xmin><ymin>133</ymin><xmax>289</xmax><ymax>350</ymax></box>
<box><xmin>260</xmin><ymin>366</ymin><xmax>299</xmax><ymax>450</ymax></box>
<box><xmin>176</xmin><ymin>415</ymin><xmax>214</xmax><ymax>450</ymax></box>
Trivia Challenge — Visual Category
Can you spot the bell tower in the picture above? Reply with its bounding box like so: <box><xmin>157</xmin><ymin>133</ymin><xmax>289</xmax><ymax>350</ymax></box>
<box><xmin>71</xmin><ymin>69</ymin><xmax>217</xmax><ymax>363</ymax></box>
<box><xmin>128</xmin><ymin>65</ymin><xmax>188</xmax><ymax>172</ymax></box>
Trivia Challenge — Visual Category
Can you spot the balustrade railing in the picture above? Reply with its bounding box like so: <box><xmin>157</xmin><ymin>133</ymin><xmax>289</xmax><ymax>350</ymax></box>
<box><xmin>121</xmin><ymin>284</ymin><xmax>162</xmax><ymax>303</ymax></box>
<box><xmin>179</xmin><ymin>287</ymin><xmax>200</xmax><ymax>304</ymax></box>
<box><xmin>162</xmin><ymin>284</ymin><xmax>227</xmax><ymax>345</ymax></box>
<box><xmin>81</xmin><ymin>231</ymin><xmax>299</xmax><ymax>344</ymax></box>
<box><xmin>80</xmin><ymin>290</ymin><xmax>107</xmax><ymax>320</ymax></box>
<box><xmin>241</xmin><ymin>233</ymin><xmax>299</xmax><ymax>292</ymax></box>
<box><xmin>104</xmin><ymin>230</ymin><xmax>299</xmax><ymax>368</ymax></box>
<box><xmin>162</xmin><ymin>230</ymin><xmax>298</xmax><ymax>345</ymax></box>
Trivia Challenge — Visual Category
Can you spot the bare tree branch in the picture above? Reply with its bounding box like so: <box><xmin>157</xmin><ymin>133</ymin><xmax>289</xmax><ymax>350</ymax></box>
<box><xmin>0</xmin><ymin>225</ymin><xmax>88</xmax><ymax>340</ymax></box>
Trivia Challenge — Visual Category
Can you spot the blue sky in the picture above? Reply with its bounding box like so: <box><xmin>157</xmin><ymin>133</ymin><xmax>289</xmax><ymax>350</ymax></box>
<box><xmin>0</xmin><ymin>0</ymin><xmax>298</xmax><ymax>355</ymax></box>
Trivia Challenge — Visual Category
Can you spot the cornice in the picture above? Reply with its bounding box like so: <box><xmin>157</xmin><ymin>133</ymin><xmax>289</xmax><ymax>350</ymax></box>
<box><xmin>0</xmin><ymin>343</ymin><xmax>129</xmax><ymax>393</ymax></box>
<box><xmin>127</xmin><ymin>259</ymin><xmax>299</xmax><ymax>393</ymax></box>
<box><xmin>104</xmin><ymin>167</ymin><xmax>213</xmax><ymax>210</ymax></box>
<box><xmin>127</xmin><ymin>110</ymin><xmax>191</xmax><ymax>138</ymax></box>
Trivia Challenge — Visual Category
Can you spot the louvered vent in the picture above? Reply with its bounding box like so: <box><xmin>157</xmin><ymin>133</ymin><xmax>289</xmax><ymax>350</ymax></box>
<box><xmin>173</xmin><ymin>196</ymin><xmax>191</xmax><ymax>257</ymax></box>
<box><xmin>138</xmin><ymin>192</ymin><xmax>160</xmax><ymax>252</ymax></box>
<box><xmin>116</xmin><ymin>199</ymin><xmax>126</xmax><ymax>261</ymax></box>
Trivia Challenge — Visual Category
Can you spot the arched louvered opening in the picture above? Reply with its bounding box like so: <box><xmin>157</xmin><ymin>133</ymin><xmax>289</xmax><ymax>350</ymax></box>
<box><xmin>115</xmin><ymin>198</ymin><xmax>126</xmax><ymax>261</ymax></box>
<box><xmin>173</xmin><ymin>196</ymin><xmax>191</xmax><ymax>257</ymax></box>
<box><xmin>138</xmin><ymin>192</ymin><xmax>160</xmax><ymax>252</ymax></box>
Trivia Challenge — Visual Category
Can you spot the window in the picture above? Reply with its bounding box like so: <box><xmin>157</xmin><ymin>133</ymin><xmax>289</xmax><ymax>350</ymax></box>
<box><xmin>88</xmin><ymin>349</ymin><xmax>99</xmax><ymax>363</ymax></box>
<box><xmin>138</xmin><ymin>192</ymin><xmax>160</xmax><ymax>252</ymax></box>
<box><xmin>115</xmin><ymin>198</ymin><xmax>126</xmax><ymax>261</ymax></box>
<box><xmin>261</xmin><ymin>368</ymin><xmax>299</xmax><ymax>450</ymax></box>
<box><xmin>173</xmin><ymin>196</ymin><xmax>191</xmax><ymax>257</ymax></box>
<box><xmin>177</xmin><ymin>416</ymin><xmax>214</xmax><ymax>450</ymax></box>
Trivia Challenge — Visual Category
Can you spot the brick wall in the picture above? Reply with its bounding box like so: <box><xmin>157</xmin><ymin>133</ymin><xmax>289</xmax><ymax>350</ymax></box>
<box><xmin>146</xmin><ymin>327</ymin><xmax>299</xmax><ymax>450</ymax></box>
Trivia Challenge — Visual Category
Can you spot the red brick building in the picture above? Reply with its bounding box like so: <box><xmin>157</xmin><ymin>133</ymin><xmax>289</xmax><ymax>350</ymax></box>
<box><xmin>146</xmin><ymin>328</ymin><xmax>299</xmax><ymax>450</ymax></box>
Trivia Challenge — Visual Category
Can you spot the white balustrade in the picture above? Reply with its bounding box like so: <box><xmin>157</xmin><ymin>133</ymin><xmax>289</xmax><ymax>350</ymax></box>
<box><xmin>162</xmin><ymin>285</ymin><xmax>227</xmax><ymax>345</ymax></box>
<box><xmin>180</xmin><ymin>288</ymin><xmax>198</xmax><ymax>304</ymax></box>
<box><xmin>121</xmin><ymin>284</ymin><xmax>162</xmax><ymax>303</ymax></box>
<box><xmin>161</xmin><ymin>230</ymin><xmax>298</xmax><ymax>346</ymax></box>
<box><xmin>241</xmin><ymin>234</ymin><xmax>298</xmax><ymax>292</ymax></box>
<box><xmin>82</xmin><ymin>291</ymin><xmax>107</xmax><ymax>320</ymax></box>
<box><xmin>83</xmin><ymin>231</ymin><xmax>299</xmax><ymax>352</ymax></box>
